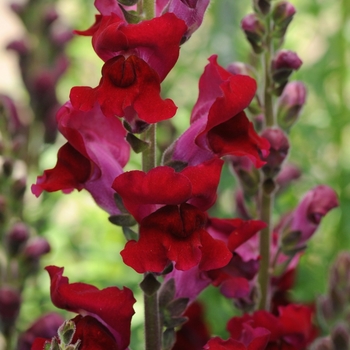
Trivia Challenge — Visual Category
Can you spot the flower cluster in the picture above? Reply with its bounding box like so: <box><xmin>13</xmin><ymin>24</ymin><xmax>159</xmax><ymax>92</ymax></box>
<box><xmin>24</xmin><ymin>0</ymin><xmax>340</xmax><ymax>349</ymax></box>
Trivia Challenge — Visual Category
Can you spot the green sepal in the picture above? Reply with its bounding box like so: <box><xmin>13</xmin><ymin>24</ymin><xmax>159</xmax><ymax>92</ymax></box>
<box><xmin>122</xmin><ymin>226</ymin><xmax>138</xmax><ymax>241</ymax></box>
<box><xmin>159</xmin><ymin>278</ymin><xmax>176</xmax><ymax>308</ymax></box>
<box><xmin>120</xmin><ymin>7</ymin><xmax>142</xmax><ymax>24</ymax></box>
<box><xmin>163</xmin><ymin>159</ymin><xmax>188</xmax><ymax>172</ymax></box>
<box><xmin>162</xmin><ymin>328</ymin><xmax>176</xmax><ymax>350</ymax></box>
<box><xmin>49</xmin><ymin>338</ymin><xmax>60</xmax><ymax>350</ymax></box>
<box><xmin>126</xmin><ymin>133</ymin><xmax>150</xmax><ymax>153</ymax></box>
<box><xmin>118</xmin><ymin>0</ymin><xmax>139</xmax><ymax>6</ymax></box>
<box><xmin>58</xmin><ymin>320</ymin><xmax>76</xmax><ymax>346</ymax></box>
<box><xmin>108</xmin><ymin>214</ymin><xmax>137</xmax><ymax>227</ymax></box>
<box><xmin>166</xmin><ymin>298</ymin><xmax>189</xmax><ymax>317</ymax></box>
<box><xmin>140</xmin><ymin>273</ymin><xmax>161</xmax><ymax>296</ymax></box>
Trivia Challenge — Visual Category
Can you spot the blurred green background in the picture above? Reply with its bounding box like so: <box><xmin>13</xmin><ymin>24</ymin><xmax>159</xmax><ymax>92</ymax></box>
<box><xmin>1</xmin><ymin>0</ymin><xmax>350</xmax><ymax>347</ymax></box>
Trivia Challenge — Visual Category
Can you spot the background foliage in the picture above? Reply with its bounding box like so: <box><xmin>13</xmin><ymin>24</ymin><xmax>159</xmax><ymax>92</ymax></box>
<box><xmin>1</xmin><ymin>0</ymin><xmax>350</xmax><ymax>348</ymax></box>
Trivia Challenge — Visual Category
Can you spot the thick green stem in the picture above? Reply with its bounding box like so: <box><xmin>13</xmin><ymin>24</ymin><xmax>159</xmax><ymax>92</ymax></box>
<box><xmin>258</xmin><ymin>189</ymin><xmax>273</xmax><ymax>310</ymax></box>
<box><xmin>263</xmin><ymin>17</ymin><xmax>274</xmax><ymax>127</ymax></box>
<box><xmin>258</xmin><ymin>15</ymin><xmax>275</xmax><ymax>310</ymax></box>
<box><xmin>141</xmin><ymin>123</ymin><xmax>161</xmax><ymax>350</ymax></box>
<box><xmin>144</xmin><ymin>291</ymin><xmax>161</xmax><ymax>350</ymax></box>
<box><xmin>142</xmin><ymin>0</ymin><xmax>155</xmax><ymax>19</ymax></box>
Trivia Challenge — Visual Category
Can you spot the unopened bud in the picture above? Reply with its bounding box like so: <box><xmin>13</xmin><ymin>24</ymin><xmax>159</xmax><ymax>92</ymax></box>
<box><xmin>309</xmin><ymin>337</ymin><xmax>334</xmax><ymax>350</ymax></box>
<box><xmin>2</xmin><ymin>157</ymin><xmax>14</xmax><ymax>177</ymax></box>
<box><xmin>0</xmin><ymin>196</ymin><xmax>6</xmax><ymax>224</ymax></box>
<box><xmin>23</xmin><ymin>237</ymin><xmax>51</xmax><ymax>261</ymax></box>
<box><xmin>331</xmin><ymin>323</ymin><xmax>350</xmax><ymax>350</ymax></box>
<box><xmin>226</xmin><ymin>62</ymin><xmax>257</xmax><ymax>79</ymax></box>
<box><xmin>12</xmin><ymin>177</ymin><xmax>27</xmax><ymax>199</ymax></box>
<box><xmin>276</xmin><ymin>163</ymin><xmax>301</xmax><ymax>192</ymax></box>
<box><xmin>17</xmin><ymin>313</ymin><xmax>65</xmax><ymax>350</ymax></box>
<box><xmin>272</xmin><ymin>1</ymin><xmax>296</xmax><ymax>38</ymax></box>
<box><xmin>6</xmin><ymin>222</ymin><xmax>30</xmax><ymax>256</ymax></box>
<box><xmin>277</xmin><ymin>81</ymin><xmax>306</xmax><ymax>130</ymax></box>
<box><xmin>261</xmin><ymin>128</ymin><xmax>289</xmax><ymax>178</ymax></box>
<box><xmin>288</xmin><ymin>185</ymin><xmax>338</xmax><ymax>249</ymax></box>
<box><xmin>43</xmin><ymin>6</ymin><xmax>59</xmax><ymax>25</ymax></box>
<box><xmin>254</xmin><ymin>0</ymin><xmax>271</xmax><ymax>15</ymax></box>
<box><xmin>235</xmin><ymin>190</ymin><xmax>251</xmax><ymax>220</ymax></box>
<box><xmin>0</xmin><ymin>286</ymin><xmax>21</xmax><ymax>333</ymax></box>
<box><xmin>6</xmin><ymin>40</ymin><xmax>30</xmax><ymax>55</ymax></box>
<box><xmin>271</xmin><ymin>50</ymin><xmax>302</xmax><ymax>87</ymax></box>
<box><xmin>241</xmin><ymin>14</ymin><xmax>266</xmax><ymax>54</ymax></box>
<box><xmin>229</xmin><ymin>156</ymin><xmax>260</xmax><ymax>196</ymax></box>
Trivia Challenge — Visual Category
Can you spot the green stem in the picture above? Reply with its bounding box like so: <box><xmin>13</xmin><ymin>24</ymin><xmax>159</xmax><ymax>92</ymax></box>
<box><xmin>143</xmin><ymin>0</ymin><xmax>155</xmax><ymax>19</ymax></box>
<box><xmin>258</xmin><ymin>15</ymin><xmax>275</xmax><ymax>310</ymax></box>
<box><xmin>258</xmin><ymin>189</ymin><xmax>273</xmax><ymax>310</ymax></box>
<box><xmin>263</xmin><ymin>17</ymin><xmax>274</xmax><ymax>127</ymax></box>
<box><xmin>144</xmin><ymin>291</ymin><xmax>161</xmax><ymax>350</ymax></box>
<box><xmin>141</xmin><ymin>123</ymin><xmax>161</xmax><ymax>350</ymax></box>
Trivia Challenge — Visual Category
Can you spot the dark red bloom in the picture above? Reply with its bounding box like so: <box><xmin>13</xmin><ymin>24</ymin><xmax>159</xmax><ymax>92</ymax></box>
<box><xmin>165</xmin><ymin>55</ymin><xmax>270</xmax><ymax>167</ymax></box>
<box><xmin>45</xmin><ymin>266</ymin><xmax>135</xmax><ymax>349</ymax></box>
<box><xmin>121</xmin><ymin>203</ymin><xmax>232</xmax><ymax>272</ymax></box>
<box><xmin>114</xmin><ymin>159</ymin><xmax>233</xmax><ymax>272</ymax></box>
<box><xmin>204</xmin><ymin>329</ymin><xmax>270</xmax><ymax>350</ymax></box>
<box><xmin>112</xmin><ymin>158</ymin><xmax>224</xmax><ymax>222</ymax></box>
<box><xmin>227</xmin><ymin>304</ymin><xmax>317</xmax><ymax>349</ymax></box>
<box><xmin>70</xmin><ymin>55</ymin><xmax>177</xmax><ymax>124</ymax></box>
<box><xmin>76</xmin><ymin>13</ymin><xmax>187</xmax><ymax>81</ymax></box>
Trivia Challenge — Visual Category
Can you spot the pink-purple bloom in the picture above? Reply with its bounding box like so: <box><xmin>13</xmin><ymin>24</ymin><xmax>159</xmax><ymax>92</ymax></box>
<box><xmin>32</xmin><ymin>102</ymin><xmax>130</xmax><ymax>214</ymax></box>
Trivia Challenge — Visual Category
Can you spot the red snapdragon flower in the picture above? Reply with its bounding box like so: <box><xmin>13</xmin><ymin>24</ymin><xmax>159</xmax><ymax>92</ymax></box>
<box><xmin>70</xmin><ymin>55</ymin><xmax>177</xmax><ymax>126</ymax></box>
<box><xmin>113</xmin><ymin>159</ymin><xmax>233</xmax><ymax>272</ymax></box>
<box><xmin>32</xmin><ymin>101</ymin><xmax>130</xmax><ymax>214</ymax></box>
<box><xmin>226</xmin><ymin>304</ymin><xmax>317</xmax><ymax>350</ymax></box>
<box><xmin>76</xmin><ymin>13</ymin><xmax>186</xmax><ymax>82</ymax></box>
<box><xmin>164</xmin><ymin>218</ymin><xmax>264</xmax><ymax>303</ymax></box>
<box><xmin>204</xmin><ymin>327</ymin><xmax>270</xmax><ymax>350</ymax></box>
<box><xmin>164</xmin><ymin>55</ymin><xmax>270</xmax><ymax>167</ymax></box>
<box><xmin>32</xmin><ymin>266</ymin><xmax>135</xmax><ymax>350</ymax></box>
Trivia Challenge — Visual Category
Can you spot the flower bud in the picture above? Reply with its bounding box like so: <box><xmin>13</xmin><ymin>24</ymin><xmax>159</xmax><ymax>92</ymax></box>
<box><xmin>228</xmin><ymin>156</ymin><xmax>261</xmax><ymax>196</ymax></box>
<box><xmin>254</xmin><ymin>0</ymin><xmax>271</xmax><ymax>15</ymax></box>
<box><xmin>261</xmin><ymin>128</ymin><xmax>289</xmax><ymax>178</ymax></box>
<box><xmin>6</xmin><ymin>39</ymin><xmax>30</xmax><ymax>55</ymax></box>
<box><xmin>235</xmin><ymin>190</ymin><xmax>251</xmax><ymax>220</ymax></box>
<box><xmin>226</xmin><ymin>62</ymin><xmax>257</xmax><ymax>80</ymax></box>
<box><xmin>282</xmin><ymin>185</ymin><xmax>338</xmax><ymax>251</ymax></box>
<box><xmin>309</xmin><ymin>337</ymin><xmax>334</xmax><ymax>350</ymax></box>
<box><xmin>23</xmin><ymin>237</ymin><xmax>51</xmax><ymax>261</ymax></box>
<box><xmin>277</xmin><ymin>81</ymin><xmax>307</xmax><ymax>130</ymax></box>
<box><xmin>43</xmin><ymin>6</ymin><xmax>59</xmax><ymax>25</ymax></box>
<box><xmin>0</xmin><ymin>195</ymin><xmax>6</xmax><ymax>224</ymax></box>
<box><xmin>271</xmin><ymin>50</ymin><xmax>302</xmax><ymax>87</ymax></box>
<box><xmin>0</xmin><ymin>286</ymin><xmax>21</xmax><ymax>333</ymax></box>
<box><xmin>331</xmin><ymin>323</ymin><xmax>350</xmax><ymax>350</ymax></box>
<box><xmin>241</xmin><ymin>14</ymin><xmax>266</xmax><ymax>54</ymax></box>
<box><xmin>6</xmin><ymin>222</ymin><xmax>30</xmax><ymax>256</ymax></box>
<box><xmin>272</xmin><ymin>1</ymin><xmax>296</xmax><ymax>38</ymax></box>
<box><xmin>12</xmin><ymin>177</ymin><xmax>27</xmax><ymax>199</ymax></box>
<box><xmin>17</xmin><ymin>313</ymin><xmax>65</xmax><ymax>350</ymax></box>
<box><xmin>275</xmin><ymin>163</ymin><xmax>301</xmax><ymax>192</ymax></box>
